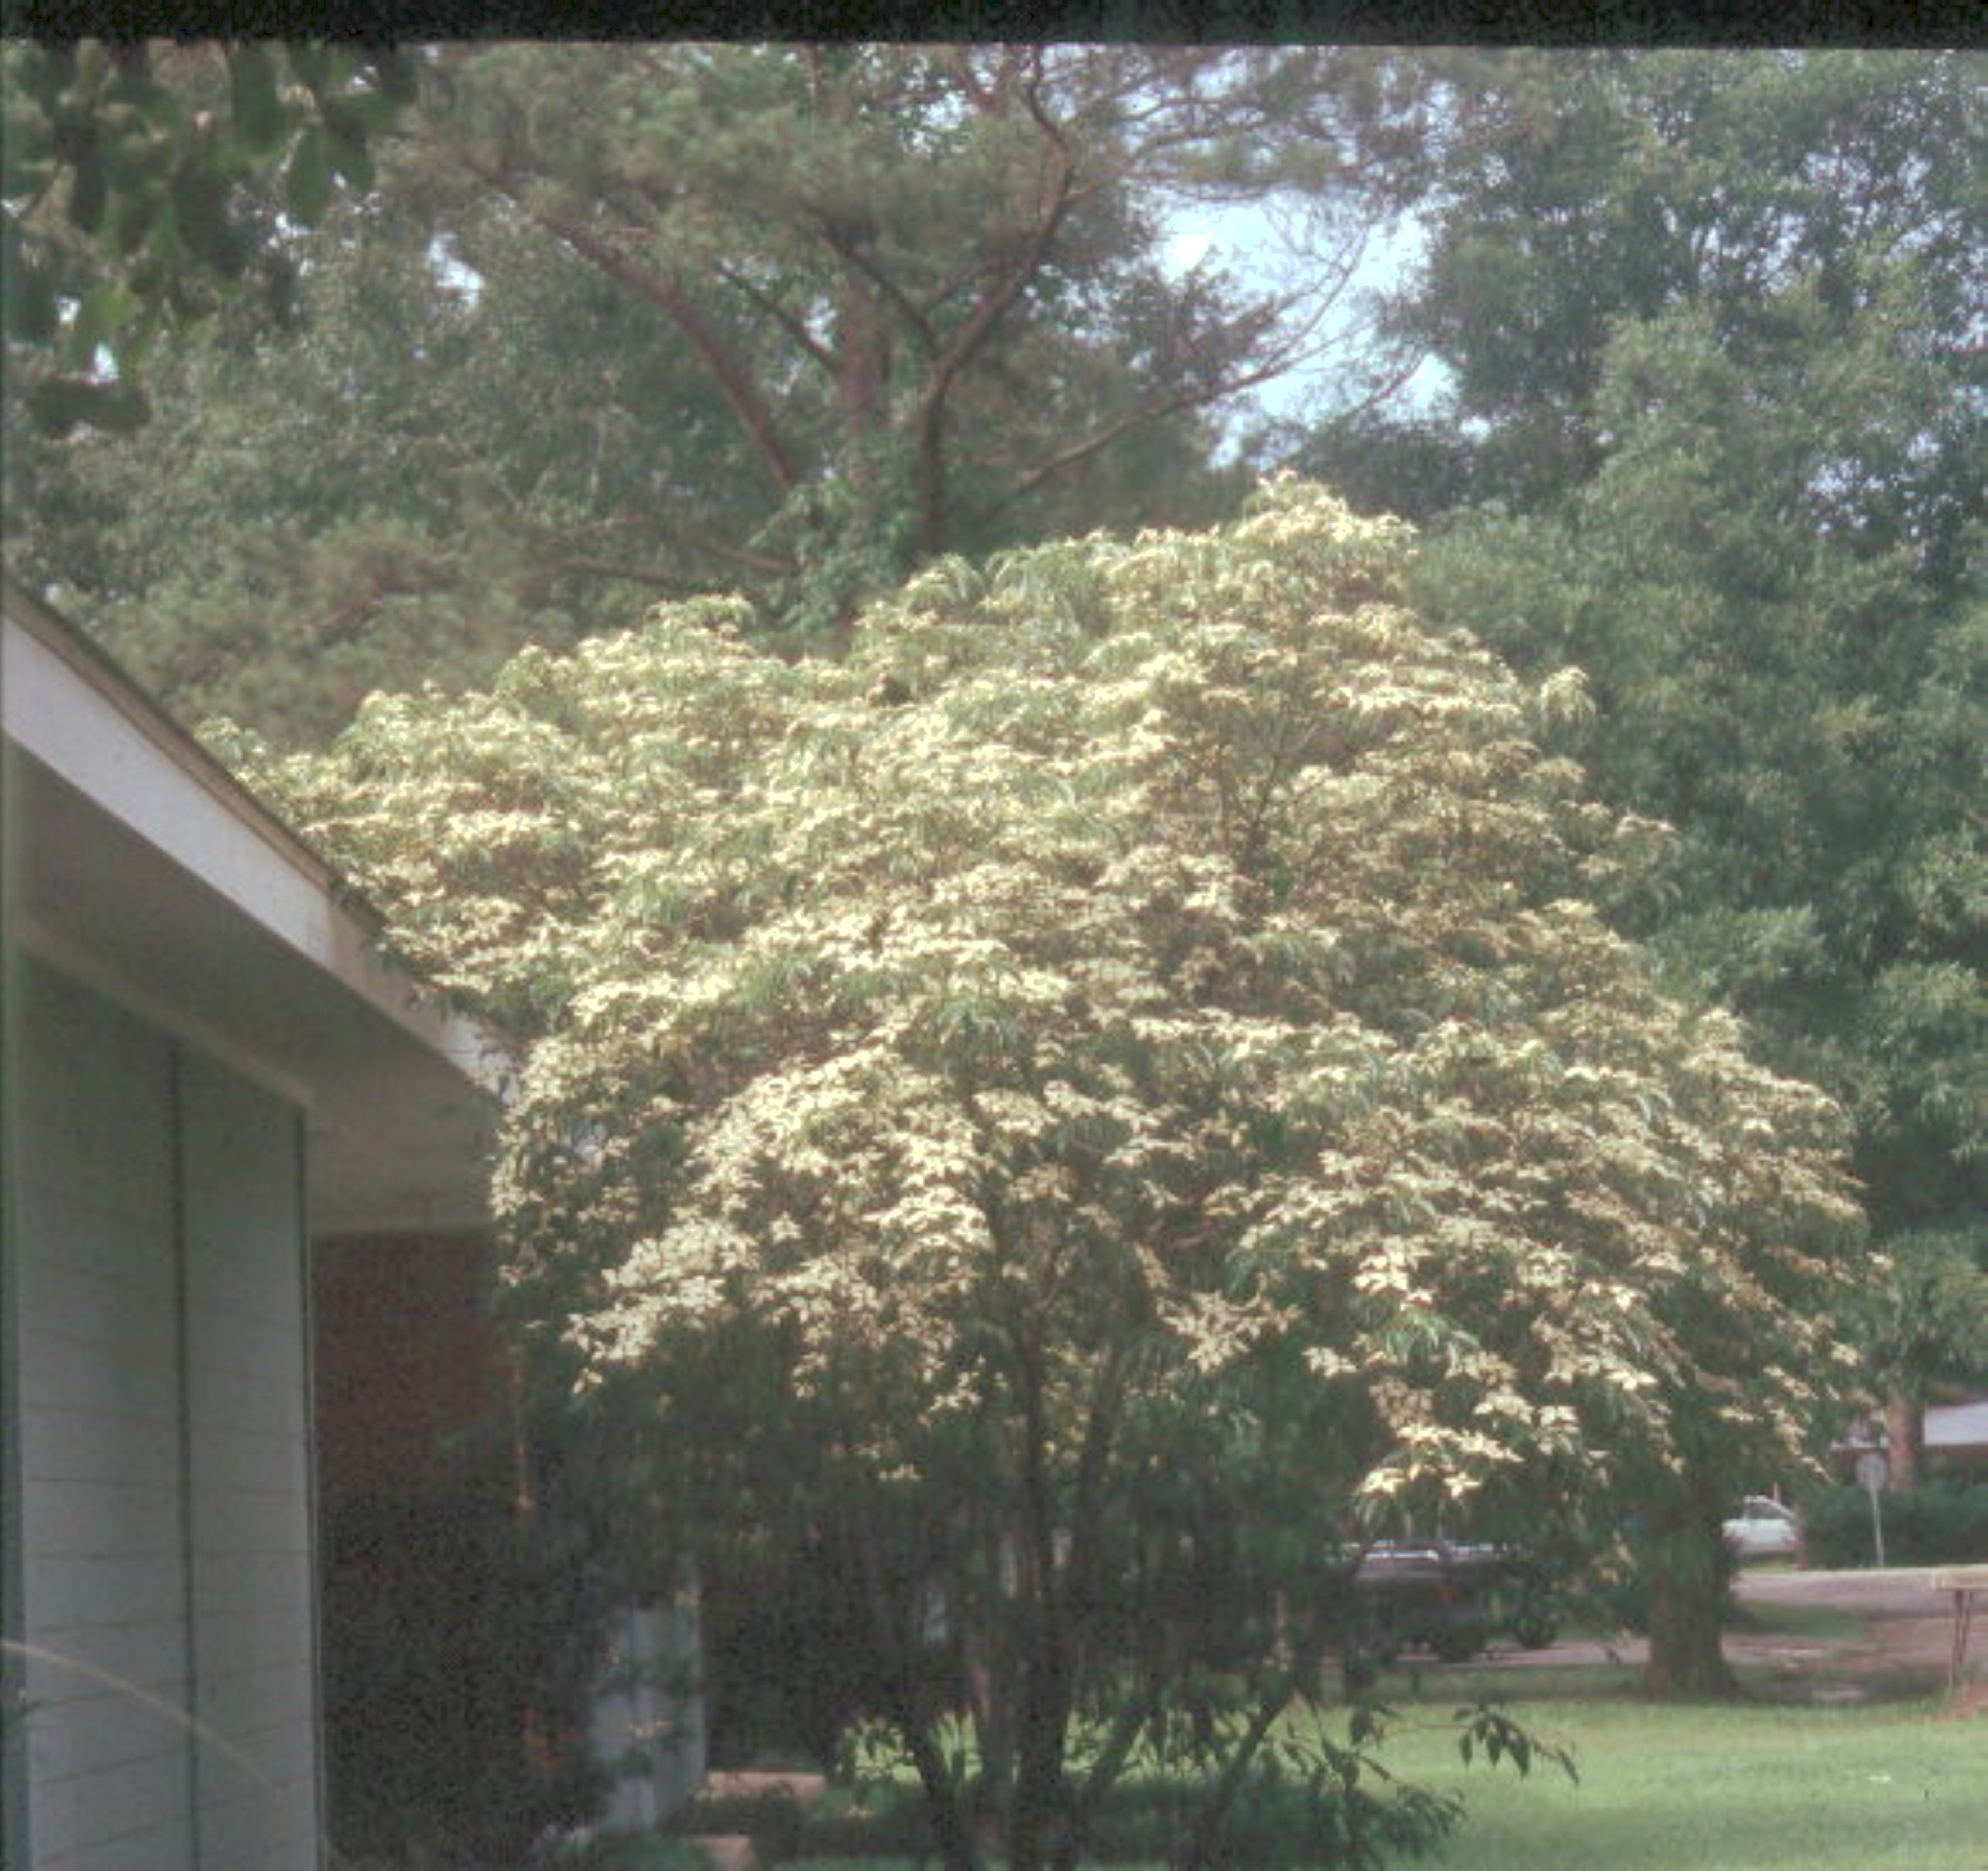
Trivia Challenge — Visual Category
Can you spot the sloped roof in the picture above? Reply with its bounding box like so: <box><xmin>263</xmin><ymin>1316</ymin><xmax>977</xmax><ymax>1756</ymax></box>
<box><xmin>4</xmin><ymin>578</ymin><xmax>506</xmax><ymax>1232</ymax></box>
<box><xmin>1929</xmin><ymin>1401</ymin><xmax>1988</xmax><ymax>1453</ymax></box>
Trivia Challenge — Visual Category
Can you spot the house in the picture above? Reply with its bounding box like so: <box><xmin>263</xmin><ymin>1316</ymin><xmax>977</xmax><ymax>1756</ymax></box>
<box><xmin>1</xmin><ymin>577</ymin><xmax>516</xmax><ymax>1868</ymax></box>
<box><xmin>1834</xmin><ymin>1400</ymin><xmax>1988</xmax><ymax>1484</ymax></box>
<box><xmin>1925</xmin><ymin>1401</ymin><xmax>1988</xmax><ymax>1476</ymax></box>
<box><xmin>1</xmin><ymin>578</ymin><xmax>715</xmax><ymax>1871</ymax></box>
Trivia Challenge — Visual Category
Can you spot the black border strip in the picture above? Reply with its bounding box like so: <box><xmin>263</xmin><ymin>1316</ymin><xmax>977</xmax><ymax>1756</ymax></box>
<box><xmin>0</xmin><ymin>0</ymin><xmax>1978</xmax><ymax>47</ymax></box>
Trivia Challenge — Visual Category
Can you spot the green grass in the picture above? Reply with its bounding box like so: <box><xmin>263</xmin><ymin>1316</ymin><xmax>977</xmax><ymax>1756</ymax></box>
<box><xmin>783</xmin><ymin>1668</ymin><xmax>1987</xmax><ymax>1871</ymax></box>
<box><xmin>1378</xmin><ymin>1693</ymin><xmax>1986</xmax><ymax>1870</ymax></box>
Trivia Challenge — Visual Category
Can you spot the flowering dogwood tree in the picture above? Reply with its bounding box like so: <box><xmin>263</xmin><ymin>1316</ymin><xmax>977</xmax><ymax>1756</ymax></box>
<box><xmin>243</xmin><ymin>482</ymin><xmax>1860</xmax><ymax>1867</ymax></box>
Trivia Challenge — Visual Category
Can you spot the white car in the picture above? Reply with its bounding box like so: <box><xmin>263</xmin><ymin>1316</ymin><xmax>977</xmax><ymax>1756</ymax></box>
<box><xmin>1723</xmin><ymin>1495</ymin><xmax>1801</xmax><ymax>1562</ymax></box>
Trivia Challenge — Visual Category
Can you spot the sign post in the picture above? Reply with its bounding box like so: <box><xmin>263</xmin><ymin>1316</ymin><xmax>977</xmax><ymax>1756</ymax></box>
<box><xmin>1855</xmin><ymin>1450</ymin><xmax>1889</xmax><ymax>1569</ymax></box>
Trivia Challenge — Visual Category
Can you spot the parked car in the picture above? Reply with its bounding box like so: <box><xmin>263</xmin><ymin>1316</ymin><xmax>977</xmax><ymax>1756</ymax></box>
<box><xmin>1722</xmin><ymin>1495</ymin><xmax>1802</xmax><ymax>1562</ymax></box>
<box><xmin>1325</xmin><ymin>1539</ymin><xmax>1564</xmax><ymax>1686</ymax></box>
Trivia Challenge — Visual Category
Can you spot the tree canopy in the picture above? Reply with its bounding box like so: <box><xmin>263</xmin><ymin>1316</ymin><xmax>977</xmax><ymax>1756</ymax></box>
<box><xmin>236</xmin><ymin>483</ymin><xmax>1861</xmax><ymax>1864</ymax></box>
<box><xmin>5</xmin><ymin>41</ymin><xmax>1431</xmax><ymax>745</ymax></box>
<box><xmin>1286</xmin><ymin>50</ymin><xmax>1981</xmax><ymax>522</ymax></box>
<box><xmin>1280</xmin><ymin>49</ymin><xmax>1984</xmax><ymax>1538</ymax></box>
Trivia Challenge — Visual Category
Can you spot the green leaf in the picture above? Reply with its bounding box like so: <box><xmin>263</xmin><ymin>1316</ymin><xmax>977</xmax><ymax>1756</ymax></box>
<box><xmin>319</xmin><ymin>46</ymin><xmax>364</xmax><ymax>91</ymax></box>
<box><xmin>331</xmin><ymin>86</ymin><xmax>403</xmax><ymax>139</ymax></box>
<box><xmin>285</xmin><ymin>126</ymin><xmax>331</xmax><ymax>227</ymax></box>
<box><xmin>1</xmin><ymin>119</ymin><xmax>55</xmax><ymax>198</ymax></box>
<box><xmin>371</xmin><ymin>48</ymin><xmax>421</xmax><ymax>105</ymax></box>
<box><xmin>131</xmin><ymin>78</ymin><xmax>188</xmax><ymax>138</ymax></box>
<box><xmin>227</xmin><ymin>42</ymin><xmax>289</xmax><ymax>154</ymax></box>
<box><xmin>286</xmin><ymin>44</ymin><xmax>333</xmax><ymax>96</ymax></box>
<box><xmin>106</xmin><ymin>182</ymin><xmax>160</xmax><ymax>257</ymax></box>
<box><xmin>67</xmin><ymin>148</ymin><xmax>106</xmax><ymax>232</ymax></box>
<box><xmin>170</xmin><ymin>168</ymin><xmax>247</xmax><ymax>277</ymax></box>
<box><xmin>26</xmin><ymin>374</ymin><xmax>151</xmax><ymax>438</ymax></box>
<box><xmin>2</xmin><ymin>254</ymin><xmax>60</xmax><ymax>344</ymax></box>
<box><xmin>67</xmin><ymin>279</ymin><xmax>140</xmax><ymax>358</ymax></box>
<box><xmin>103</xmin><ymin>54</ymin><xmax>181</xmax><ymax>135</ymax></box>
<box><xmin>322</xmin><ymin>125</ymin><xmax>375</xmax><ymax>195</ymax></box>
<box><xmin>18</xmin><ymin>43</ymin><xmax>78</xmax><ymax>110</ymax></box>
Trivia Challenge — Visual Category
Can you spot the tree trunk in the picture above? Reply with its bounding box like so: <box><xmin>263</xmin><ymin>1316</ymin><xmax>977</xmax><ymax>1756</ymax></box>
<box><xmin>844</xmin><ymin>1501</ymin><xmax>983</xmax><ymax>1871</ymax></box>
<box><xmin>1884</xmin><ymin>1392</ymin><xmax>1923</xmax><ymax>1491</ymax></box>
<box><xmin>1005</xmin><ymin>1664</ymin><xmax>1070</xmax><ymax>1871</ymax></box>
<box><xmin>1006</xmin><ymin>1379</ymin><xmax>1074</xmax><ymax>1871</ymax></box>
<box><xmin>1642</xmin><ymin>1510</ymin><xmax>1739</xmax><ymax>1700</ymax></box>
<box><xmin>1171</xmin><ymin>1683</ymin><xmax>1288</xmax><ymax>1871</ymax></box>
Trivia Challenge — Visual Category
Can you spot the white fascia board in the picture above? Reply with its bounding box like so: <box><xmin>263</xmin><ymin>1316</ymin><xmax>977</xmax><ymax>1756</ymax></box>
<box><xmin>1928</xmin><ymin>1402</ymin><xmax>1988</xmax><ymax>1451</ymax></box>
<box><xmin>3</xmin><ymin>604</ymin><xmax>508</xmax><ymax>1099</ymax></box>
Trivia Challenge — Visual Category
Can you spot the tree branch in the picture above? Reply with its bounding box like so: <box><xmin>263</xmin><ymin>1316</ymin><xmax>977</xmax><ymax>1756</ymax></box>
<box><xmin>1176</xmin><ymin>1675</ymin><xmax>1300</xmax><ymax>1871</ymax></box>
<box><xmin>909</xmin><ymin>51</ymin><xmax>1078</xmax><ymax>555</ymax></box>
<box><xmin>846</xmin><ymin>1486</ymin><xmax>985</xmax><ymax>1871</ymax></box>
<box><xmin>463</xmin><ymin>155</ymin><xmax>806</xmax><ymax>494</ymax></box>
<box><xmin>993</xmin><ymin>281</ymin><xmax>1396</xmax><ymax>521</ymax></box>
<box><xmin>812</xmin><ymin>214</ymin><xmax>941</xmax><ymax>357</ymax></box>
<box><xmin>713</xmin><ymin>262</ymin><xmax>843</xmax><ymax>376</ymax></box>
<box><xmin>549</xmin><ymin>556</ymin><xmax>724</xmax><ymax>596</ymax></box>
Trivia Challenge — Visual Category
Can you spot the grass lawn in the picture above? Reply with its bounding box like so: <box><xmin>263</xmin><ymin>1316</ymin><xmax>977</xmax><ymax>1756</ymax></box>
<box><xmin>782</xmin><ymin>1662</ymin><xmax>1985</xmax><ymax>1871</ymax></box>
<box><xmin>1373</xmin><ymin>1683</ymin><xmax>1987</xmax><ymax>1871</ymax></box>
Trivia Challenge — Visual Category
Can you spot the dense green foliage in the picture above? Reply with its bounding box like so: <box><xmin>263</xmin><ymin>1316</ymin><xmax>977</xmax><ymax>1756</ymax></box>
<box><xmin>1282</xmin><ymin>54</ymin><xmax>1983</xmax><ymax>1650</ymax></box>
<box><xmin>1289</xmin><ymin>50</ymin><xmax>1980</xmax><ymax>524</ymax></box>
<box><xmin>237</xmin><ymin>484</ymin><xmax>1858</xmax><ymax>1870</ymax></box>
<box><xmin>1</xmin><ymin>38</ymin><xmax>416</xmax><ymax>432</ymax></box>
<box><xmin>5</xmin><ymin>42</ymin><xmax>1434</xmax><ymax>745</ymax></box>
<box><xmin>4</xmin><ymin>197</ymin><xmax>784</xmax><ymax>741</ymax></box>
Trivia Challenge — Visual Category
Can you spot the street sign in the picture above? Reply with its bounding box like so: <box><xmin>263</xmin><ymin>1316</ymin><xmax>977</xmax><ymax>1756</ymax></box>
<box><xmin>1856</xmin><ymin>1450</ymin><xmax>1889</xmax><ymax>1567</ymax></box>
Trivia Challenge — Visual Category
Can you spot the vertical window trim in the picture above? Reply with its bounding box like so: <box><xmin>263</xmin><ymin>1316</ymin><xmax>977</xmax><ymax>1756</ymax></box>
<box><xmin>0</xmin><ymin>930</ymin><xmax>30</xmax><ymax>1871</ymax></box>
<box><xmin>297</xmin><ymin>1108</ymin><xmax>330</xmax><ymax>1871</ymax></box>
<box><xmin>168</xmin><ymin>1041</ymin><xmax>205</xmax><ymax>1869</ymax></box>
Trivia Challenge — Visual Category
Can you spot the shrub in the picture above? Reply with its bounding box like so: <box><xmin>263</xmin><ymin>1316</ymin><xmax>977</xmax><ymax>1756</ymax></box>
<box><xmin>1798</xmin><ymin>1480</ymin><xmax>1988</xmax><ymax>1568</ymax></box>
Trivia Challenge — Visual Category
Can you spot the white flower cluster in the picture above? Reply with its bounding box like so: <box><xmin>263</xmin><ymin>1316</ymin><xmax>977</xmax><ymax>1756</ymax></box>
<box><xmin>255</xmin><ymin>479</ymin><xmax>1862</xmax><ymax>1518</ymax></box>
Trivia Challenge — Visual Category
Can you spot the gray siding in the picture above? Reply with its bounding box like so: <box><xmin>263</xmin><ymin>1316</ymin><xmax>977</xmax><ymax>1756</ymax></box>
<box><xmin>11</xmin><ymin>961</ymin><xmax>322</xmax><ymax>1870</ymax></box>
<box><xmin>14</xmin><ymin>966</ymin><xmax>193</xmax><ymax>1871</ymax></box>
<box><xmin>182</xmin><ymin>1052</ymin><xmax>320</xmax><ymax>1870</ymax></box>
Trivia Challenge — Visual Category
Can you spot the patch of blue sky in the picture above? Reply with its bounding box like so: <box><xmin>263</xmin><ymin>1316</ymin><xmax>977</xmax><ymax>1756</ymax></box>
<box><xmin>1161</xmin><ymin>195</ymin><xmax>1453</xmax><ymax>446</ymax></box>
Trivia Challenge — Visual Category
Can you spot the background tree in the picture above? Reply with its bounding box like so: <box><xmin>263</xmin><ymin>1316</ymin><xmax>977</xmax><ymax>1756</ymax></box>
<box><xmin>1280</xmin><ymin>49</ymin><xmax>1980</xmax><ymax>526</ymax></box>
<box><xmin>1851</xmin><ymin>1233</ymin><xmax>1988</xmax><ymax>1489</ymax></box>
<box><xmin>5</xmin><ymin>40</ymin><xmax>1433</xmax><ymax>745</ymax></box>
<box><xmin>5</xmin><ymin>193</ymin><xmax>798</xmax><ymax>742</ymax></box>
<box><xmin>1275</xmin><ymin>52</ymin><xmax>1982</xmax><ymax>1678</ymax></box>
<box><xmin>232</xmin><ymin>484</ymin><xmax>1858</xmax><ymax>1863</ymax></box>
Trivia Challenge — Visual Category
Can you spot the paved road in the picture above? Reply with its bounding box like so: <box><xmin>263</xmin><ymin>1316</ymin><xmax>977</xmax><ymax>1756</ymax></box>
<box><xmin>1439</xmin><ymin>1565</ymin><xmax>1973</xmax><ymax>1690</ymax></box>
<box><xmin>1736</xmin><ymin>1563</ymin><xmax>1975</xmax><ymax>1686</ymax></box>
<box><xmin>1736</xmin><ymin>1564</ymin><xmax>1958</xmax><ymax>1621</ymax></box>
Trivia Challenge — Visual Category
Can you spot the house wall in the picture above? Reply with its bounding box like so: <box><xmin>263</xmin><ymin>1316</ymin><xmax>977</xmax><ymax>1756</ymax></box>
<box><xmin>9</xmin><ymin>958</ymin><xmax>321</xmax><ymax>1871</ymax></box>
<box><xmin>312</xmin><ymin>1231</ymin><xmax>512</xmax><ymax>1509</ymax></box>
